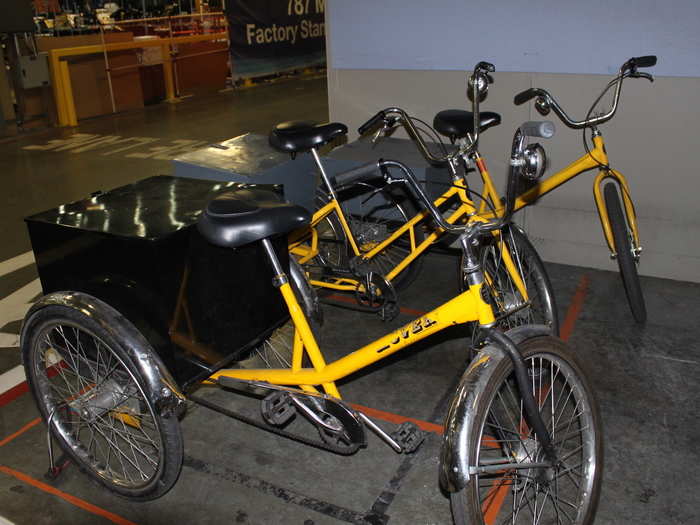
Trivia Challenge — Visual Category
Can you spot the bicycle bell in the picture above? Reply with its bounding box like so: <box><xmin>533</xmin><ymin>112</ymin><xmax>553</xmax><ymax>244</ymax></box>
<box><xmin>535</xmin><ymin>96</ymin><xmax>551</xmax><ymax>116</ymax></box>
<box><xmin>521</xmin><ymin>143</ymin><xmax>548</xmax><ymax>180</ymax></box>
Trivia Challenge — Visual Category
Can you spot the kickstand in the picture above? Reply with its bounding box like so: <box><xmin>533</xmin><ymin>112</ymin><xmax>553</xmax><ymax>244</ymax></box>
<box><xmin>44</xmin><ymin>408</ymin><xmax>70</xmax><ymax>481</ymax></box>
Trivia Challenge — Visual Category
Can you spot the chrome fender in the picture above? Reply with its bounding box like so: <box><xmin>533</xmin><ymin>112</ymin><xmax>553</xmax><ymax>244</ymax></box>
<box><xmin>439</xmin><ymin>324</ymin><xmax>551</xmax><ymax>493</ymax></box>
<box><xmin>22</xmin><ymin>291</ymin><xmax>186</xmax><ymax>418</ymax></box>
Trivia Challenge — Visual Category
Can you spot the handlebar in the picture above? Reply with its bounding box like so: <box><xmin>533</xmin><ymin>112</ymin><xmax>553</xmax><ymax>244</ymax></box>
<box><xmin>513</xmin><ymin>55</ymin><xmax>657</xmax><ymax>129</ymax></box>
<box><xmin>357</xmin><ymin>60</ymin><xmax>497</xmax><ymax>169</ymax></box>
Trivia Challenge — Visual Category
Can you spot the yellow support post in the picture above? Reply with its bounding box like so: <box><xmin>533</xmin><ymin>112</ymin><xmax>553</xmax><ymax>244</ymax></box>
<box><xmin>161</xmin><ymin>43</ymin><xmax>177</xmax><ymax>102</ymax></box>
<box><xmin>58</xmin><ymin>61</ymin><xmax>78</xmax><ymax>127</ymax></box>
<box><xmin>48</xmin><ymin>51</ymin><xmax>68</xmax><ymax>127</ymax></box>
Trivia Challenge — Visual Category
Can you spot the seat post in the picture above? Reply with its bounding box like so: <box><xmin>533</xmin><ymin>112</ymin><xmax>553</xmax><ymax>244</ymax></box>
<box><xmin>310</xmin><ymin>147</ymin><xmax>338</xmax><ymax>201</ymax></box>
<box><xmin>260</xmin><ymin>238</ymin><xmax>288</xmax><ymax>287</ymax></box>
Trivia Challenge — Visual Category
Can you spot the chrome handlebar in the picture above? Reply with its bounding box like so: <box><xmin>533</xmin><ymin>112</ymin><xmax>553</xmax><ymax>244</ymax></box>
<box><xmin>515</xmin><ymin>56</ymin><xmax>657</xmax><ymax>129</ymax></box>
<box><xmin>358</xmin><ymin>62</ymin><xmax>496</xmax><ymax>169</ymax></box>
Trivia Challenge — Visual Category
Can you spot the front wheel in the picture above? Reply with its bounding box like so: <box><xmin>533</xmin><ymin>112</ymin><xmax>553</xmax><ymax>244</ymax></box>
<box><xmin>451</xmin><ymin>336</ymin><xmax>603</xmax><ymax>524</ymax></box>
<box><xmin>21</xmin><ymin>301</ymin><xmax>183</xmax><ymax>500</ymax></box>
<box><xmin>603</xmin><ymin>182</ymin><xmax>647</xmax><ymax>324</ymax></box>
<box><xmin>461</xmin><ymin>224</ymin><xmax>559</xmax><ymax>335</ymax></box>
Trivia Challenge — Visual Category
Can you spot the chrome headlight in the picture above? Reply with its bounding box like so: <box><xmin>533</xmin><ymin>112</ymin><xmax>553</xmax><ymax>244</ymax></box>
<box><xmin>522</xmin><ymin>143</ymin><xmax>548</xmax><ymax>180</ymax></box>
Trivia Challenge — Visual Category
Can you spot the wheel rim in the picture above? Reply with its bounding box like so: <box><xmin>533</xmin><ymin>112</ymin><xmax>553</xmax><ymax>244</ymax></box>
<box><xmin>30</xmin><ymin>321</ymin><xmax>164</xmax><ymax>491</ymax></box>
<box><xmin>315</xmin><ymin>215</ymin><xmax>346</xmax><ymax>268</ymax></box>
<box><xmin>347</xmin><ymin>188</ymin><xmax>412</xmax><ymax>278</ymax></box>
<box><xmin>479</xmin><ymin>229</ymin><xmax>552</xmax><ymax>330</ymax></box>
<box><xmin>238</xmin><ymin>322</ymin><xmax>295</xmax><ymax>369</ymax></box>
<box><xmin>473</xmin><ymin>353</ymin><xmax>598</xmax><ymax>524</ymax></box>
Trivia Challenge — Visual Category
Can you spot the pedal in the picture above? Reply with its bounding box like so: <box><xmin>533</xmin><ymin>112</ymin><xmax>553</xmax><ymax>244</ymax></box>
<box><xmin>390</xmin><ymin>422</ymin><xmax>425</xmax><ymax>453</ymax></box>
<box><xmin>379</xmin><ymin>301</ymin><xmax>399</xmax><ymax>322</ymax></box>
<box><xmin>261</xmin><ymin>391</ymin><xmax>296</xmax><ymax>426</ymax></box>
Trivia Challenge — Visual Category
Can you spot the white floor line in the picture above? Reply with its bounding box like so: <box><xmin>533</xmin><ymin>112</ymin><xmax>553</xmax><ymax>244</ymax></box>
<box><xmin>0</xmin><ymin>365</ymin><xmax>26</xmax><ymax>395</ymax></box>
<box><xmin>0</xmin><ymin>516</ymin><xmax>17</xmax><ymax>525</ymax></box>
<box><xmin>0</xmin><ymin>333</ymin><xmax>19</xmax><ymax>347</ymax></box>
<box><xmin>0</xmin><ymin>251</ymin><xmax>35</xmax><ymax>278</ymax></box>
<box><xmin>0</xmin><ymin>278</ymin><xmax>41</xmax><ymax>325</ymax></box>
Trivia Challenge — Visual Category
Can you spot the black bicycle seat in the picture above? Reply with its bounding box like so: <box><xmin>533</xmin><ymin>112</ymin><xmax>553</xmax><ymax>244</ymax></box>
<box><xmin>198</xmin><ymin>187</ymin><xmax>310</xmax><ymax>249</ymax></box>
<box><xmin>433</xmin><ymin>110</ymin><xmax>501</xmax><ymax>141</ymax></box>
<box><xmin>269</xmin><ymin>121</ymin><xmax>348</xmax><ymax>153</ymax></box>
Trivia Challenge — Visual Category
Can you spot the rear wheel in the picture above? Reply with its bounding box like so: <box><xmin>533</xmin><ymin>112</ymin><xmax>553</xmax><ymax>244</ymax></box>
<box><xmin>340</xmin><ymin>182</ymin><xmax>425</xmax><ymax>291</ymax></box>
<box><xmin>302</xmin><ymin>188</ymin><xmax>349</xmax><ymax>283</ymax></box>
<box><xmin>461</xmin><ymin>224</ymin><xmax>559</xmax><ymax>335</ymax></box>
<box><xmin>238</xmin><ymin>259</ymin><xmax>322</xmax><ymax>369</ymax></box>
<box><xmin>603</xmin><ymin>182</ymin><xmax>646</xmax><ymax>324</ymax></box>
<box><xmin>450</xmin><ymin>336</ymin><xmax>602</xmax><ymax>524</ymax></box>
<box><xmin>21</xmin><ymin>302</ymin><xmax>183</xmax><ymax>500</ymax></box>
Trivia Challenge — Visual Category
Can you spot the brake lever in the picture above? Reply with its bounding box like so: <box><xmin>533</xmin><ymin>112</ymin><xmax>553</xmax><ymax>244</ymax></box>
<box><xmin>371</xmin><ymin>117</ymin><xmax>400</xmax><ymax>146</ymax></box>
<box><xmin>631</xmin><ymin>71</ymin><xmax>654</xmax><ymax>82</ymax></box>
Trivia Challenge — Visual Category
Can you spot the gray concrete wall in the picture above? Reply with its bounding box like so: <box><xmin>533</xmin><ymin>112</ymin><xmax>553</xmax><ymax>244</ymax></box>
<box><xmin>327</xmin><ymin>68</ymin><xmax>700</xmax><ymax>282</ymax></box>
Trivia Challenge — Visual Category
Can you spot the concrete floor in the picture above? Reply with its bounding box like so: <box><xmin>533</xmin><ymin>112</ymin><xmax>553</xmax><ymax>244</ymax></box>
<box><xmin>1</xmin><ymin>76</ymin><xmax>699</xmax><ymax>524</ymax></box>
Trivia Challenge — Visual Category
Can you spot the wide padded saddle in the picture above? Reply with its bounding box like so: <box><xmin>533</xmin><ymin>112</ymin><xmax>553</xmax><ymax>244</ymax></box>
<box><xmin>269</xmin><ymin>121</ymin><xmax>348</xmax><ymax>153</ymax></box>
<box><xmin>433</xmin><ymin>110</ymin><xmax>501</xmax><ymax>141</ymax></box>
<box><xmin>197</xmin><ymin>187</ymin><xmax>310</xmax><ymax>249</ymax></box>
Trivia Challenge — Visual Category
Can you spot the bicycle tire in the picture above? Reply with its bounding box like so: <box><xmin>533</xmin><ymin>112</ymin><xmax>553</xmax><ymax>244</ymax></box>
<box><xmin>238</xmin><ymin>258</ymin><xmax>322</xmax><ymax>369</ymax></box>
<box><xmin>450</xmin><ymin>335</ymin><xmax>603</xmax><ymax>524</ymax></box>
<box><xmin>603</xmin><ymin>182</ymin><xmax>647</xmax><ymax>324</ymax></box>
<box><xmin>461</xmin><ymin>224</ymin><xmax>559</xmax><ymax>335</ymax></box>
<box><xmin>339</xmin><ymin>182</ymin><xmax>425</xmax><ymax>291</ymax></box>
<box><xmin>21</xmin><ymin>301</ymin><xmax>183</xmax><ymax>500</ymax></box>
<box><xmin>305</xmin><ymin>188</ymin><xmax>350</xmax><ymax>282</ymax></box>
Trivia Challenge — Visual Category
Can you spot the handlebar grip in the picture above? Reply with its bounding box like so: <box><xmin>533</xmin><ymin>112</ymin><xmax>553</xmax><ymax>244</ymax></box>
<box><xmin>514</xmin><ymin>88</ymin><xmax>539</xmax><ymax>105</ymax></box>
<box><xmin>332</xmin><ymin>162</ymin><xmax>382</xmax><ymax>188</ymax></box>
<box><xmin>358</xmin><ymin>111</ymin><xmax>386</xmax><ymax>135</ymax></box>
<box><xmin>631</xmin><ymin>55</ymin><xmax>657</xmax><ymax>68</ymax></box>
<box><xmin>520</xmin><ymin>121</ymin><xmax>555</xmax><ymax>139</ymax></box>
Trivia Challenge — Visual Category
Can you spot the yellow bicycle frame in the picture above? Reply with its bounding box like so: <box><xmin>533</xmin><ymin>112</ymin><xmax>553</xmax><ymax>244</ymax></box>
<box><xmin>209</xmin><ymin>274</ymin><xmax>496</xmax><ymax>399</ymax></box>
<box><xmin>475</xmin><ymin>134</ymin><xmax>641</xmax><ymax>253</ymax></box>
<box><xmin>288</xmin><ymin>178</ymin><xmax>529</xmax><ymax>299</ymax></box>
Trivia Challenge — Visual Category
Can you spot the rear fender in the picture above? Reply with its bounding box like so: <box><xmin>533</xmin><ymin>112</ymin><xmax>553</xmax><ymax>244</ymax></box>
<box><xmin>22</xmin><ymin>291</ymin><xmax>186</xmax><ymax>418</ymax></box>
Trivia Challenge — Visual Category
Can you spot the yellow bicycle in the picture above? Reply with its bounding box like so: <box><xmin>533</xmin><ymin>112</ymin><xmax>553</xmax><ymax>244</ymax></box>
<box><xmin>390</xmin><ymin>56</ymin><xmax>657</xmax><ymax>324</ymax></box>
<box><xmin>22</xmin><ymin>116</ymin><xmax>603</xmax><ymax>522</ymax></box>
<box><xmin>270</xmin><ymin>62</ymin><xmax>558</xmax><ymax>334</ymax></box>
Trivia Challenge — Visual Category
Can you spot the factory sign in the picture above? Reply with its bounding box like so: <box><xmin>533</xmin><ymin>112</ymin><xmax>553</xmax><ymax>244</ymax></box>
<box><xmin>227</xmin><ymin>0</ymin><xmax>326</xmax><ymax>79</ymax></box>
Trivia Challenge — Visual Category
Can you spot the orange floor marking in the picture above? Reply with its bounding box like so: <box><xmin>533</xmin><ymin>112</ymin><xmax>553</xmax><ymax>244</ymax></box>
<box><xmin>482</xmin><ymin>476</ymin><xmax>511</xmax><ymax>525</ymax></box>
<box><xmin>0</xmin><ymin>417</ymin><xmax>41</xmax><ymax>448</ymax></box>
<box><xmin>0</xmin><ymin>465</ymin><xmax>137</xmax><ymax>525</ymax></box>
<box><xmin>326</xmin><ymin>294</ymin><xmax>428</xmax><ymax>317</ymax></box>
<box><xmin>349</xmin><ymin>402</ymin><xmax>444</xmax><ymax>435</ymax></box>
<box><xmin>560</xmin><ymin>274</ymin><xmax>590</xmax><ymax>342</ymax></box>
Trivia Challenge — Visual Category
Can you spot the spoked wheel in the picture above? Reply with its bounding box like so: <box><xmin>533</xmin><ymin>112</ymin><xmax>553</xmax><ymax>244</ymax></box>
<box><xmin>339</xmin><ymin>182</ymin><xmax>425</xmax><ymax>291</ymax></box>
<box><xmin>462</xmin><ymin>224</ymin><xmax>559</xmax><ymax>335</ymax></box>
<box><xmin>450</xmin><ymin>336</ymin><xmax>602</xmax><ymax>524</ymax></box>
<box><xmin>302</xmin><ymin>189</ymin><xmax>350</xmax><ymax>283</ymax></box>
<box><xmin>21</xmin><ymin>302</ymin><xmax>183</xmax><ymax>500</ymax></box>
<box><xmin>603</xmin><ymin>182</ymin><xmax>647</xmax><ymax>324</ymax></box>
<box><xmin>238</xmin><ymin>259</ymin><xmax>322</xmax><ymax>369</ymax></box>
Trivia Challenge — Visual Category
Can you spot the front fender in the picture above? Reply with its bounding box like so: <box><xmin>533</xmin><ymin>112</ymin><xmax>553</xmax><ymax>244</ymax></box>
<box><xmin>23</xmin><ymin>291</ymin><xmax>186</xmax><ymax>418</ymax></box>
<box><xmin>439</xmin><ymin>324</ymin><xmax>551</xmax><ymax>493</ymax></box>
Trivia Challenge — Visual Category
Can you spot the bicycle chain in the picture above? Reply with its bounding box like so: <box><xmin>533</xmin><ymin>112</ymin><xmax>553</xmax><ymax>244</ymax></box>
<box><xmin>188</xmin><ymin>394</ymin><xmax>362</xmax><ymax>455</ymax></box>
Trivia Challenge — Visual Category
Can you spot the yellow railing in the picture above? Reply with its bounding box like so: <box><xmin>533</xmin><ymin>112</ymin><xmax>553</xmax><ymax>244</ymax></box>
<box><xmin>48</xmin><ymin>32</ymin><xmax>229</xmax><ymax>127</ymax></box>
